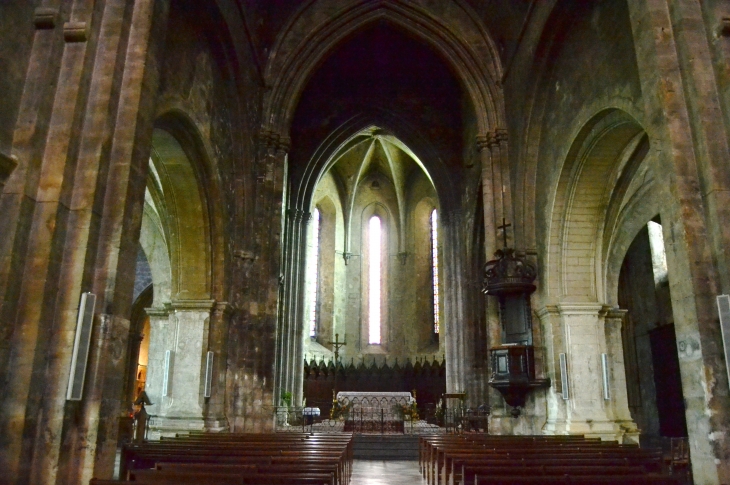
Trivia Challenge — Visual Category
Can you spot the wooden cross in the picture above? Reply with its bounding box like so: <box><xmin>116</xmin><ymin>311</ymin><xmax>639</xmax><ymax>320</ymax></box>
<box><xmin>498</xmin><ymin>218</ymin><xmax>511</xmax><ymax>248</ymax></box>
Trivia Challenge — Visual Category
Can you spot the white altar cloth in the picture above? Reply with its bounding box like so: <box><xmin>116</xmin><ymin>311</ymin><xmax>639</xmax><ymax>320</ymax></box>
<box><xmin>337</xmin><ymin>391</ymin><xmax>413</xmax><ymax>402</ymax></box>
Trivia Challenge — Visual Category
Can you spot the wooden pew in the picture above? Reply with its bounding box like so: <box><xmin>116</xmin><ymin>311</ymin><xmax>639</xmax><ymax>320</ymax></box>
<box><xmin>418</xmin><ymin>435</ymin><xmax>673</xmax><ymax>485</ymax></box>
<box><xmin>103</xmin><ymin>432</ymin><xmax>352</xmax><ymax>485</ymax></box>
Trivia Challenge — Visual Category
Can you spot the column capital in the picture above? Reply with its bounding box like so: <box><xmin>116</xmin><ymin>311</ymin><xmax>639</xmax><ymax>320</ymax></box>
<box><xmin>145</xmin><ymin>306</ymin><xmax>169</xmax><ymax>318</ymax></box>
<box><xmin>287</xmin><ymin>208</ymin><xmax>304</xmax><ymax>222</ymax></box>
<box><xmin>168</xmin><ymin>299</ymin><xmax>216</xmax><ymax>312</ymax></box>
<box><xmin>535</xmin><ymin>305</ymin><xmax>560</xmax><ymax>320</ymax></box>
<box><xmin>604</xmin><ymin>308</ymin><xmax>628</xmax><ymax>321</ymax></box>
<box><xmin>476</xmin><ymin>134</ymin><xmax>490</xmax><ymax>152</ymax></box>
<box><xmin>556</xmin><ymin>302</ymin><xmax>607</xmax><ymax>316</ymax></box>
<box><xmin>212</xmin><ymin>301</ymin><xmax>233</xmax><ymax>318</ymax></box>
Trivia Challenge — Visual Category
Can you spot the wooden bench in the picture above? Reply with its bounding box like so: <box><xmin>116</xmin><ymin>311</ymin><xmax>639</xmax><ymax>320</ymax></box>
<box><xmin>94</xmin><ymin>432</ymin><xmax>353</xmax><ymax>485</ymax></box>
<box><xmin>418</xmin><ymin>435</ymin><xmax>675</xmax><ymax>485</ymax></box>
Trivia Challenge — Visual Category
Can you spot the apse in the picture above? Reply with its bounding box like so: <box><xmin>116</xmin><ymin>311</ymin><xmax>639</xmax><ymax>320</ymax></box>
<box><xmin>303</xmin><ymin>127</ymin><xmax>442</xmax><ymax>364</ymax></box>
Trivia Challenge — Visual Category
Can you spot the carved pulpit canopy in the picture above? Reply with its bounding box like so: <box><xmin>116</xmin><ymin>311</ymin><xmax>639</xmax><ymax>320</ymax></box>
<box><xmin>483</xmin><ymin>247</ymin><xmax>537</xmax><ymax>296</ymax></box>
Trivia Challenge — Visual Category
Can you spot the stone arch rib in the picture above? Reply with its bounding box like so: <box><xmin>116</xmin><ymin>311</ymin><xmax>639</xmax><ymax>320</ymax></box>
<box><xmin>263</xmin><ymin>0</ymin><xmax>504</xmax><ymax>137</ymax></box>
<box><xmin>548</xmin><ymin>109</ymin><xmax>646</xmax><ymax>302</ymax></box>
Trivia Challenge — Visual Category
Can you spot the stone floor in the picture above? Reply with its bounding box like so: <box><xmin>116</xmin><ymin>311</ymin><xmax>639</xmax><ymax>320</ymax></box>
<box><xmin>351</xmin><ymin>460</ymin><xmax>425</xmax><ymax>485</ymax></box>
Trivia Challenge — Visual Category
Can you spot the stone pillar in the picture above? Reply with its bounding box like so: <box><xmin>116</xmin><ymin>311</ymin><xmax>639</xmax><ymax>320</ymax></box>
<box><xmin>604</xmin><ymin>309</ymin><xmax>639</xmax><ymax>444</ymax></box>
<box><xmin>442</xmin><ymin>210</ymin><xmax>472</xmax><ymax>399</ymax></box>
<box><xmin>554</xmin><ymin>303</ymin><xmax>622</xmax><ymax>440</ymax></box>
<box><xmin>204</xmin><ymin>301</ymin><xmax>231</xmax><ymax>432</ymax></box>
<box><xmin>146</xmin><ymin>300</ymin><xmax>214</xmax><ymax>437</ymax></box>
<box><xmin>628</xmin><ymin>1</ymin><xmax>730</xmax><ymax>481</ymax></box>
<box><xmin>291</xmin><ymin>211</ymin><xmax>311</xmax><ymax>405</ymax></box>
<box><xmin>144</xmin><ymin>307</ymin><xmax>170</xmax><ymax>416</ymax></box>
<box><xmin>226</xmin><ymin>129</ymin><xmax>287</xmax><ymax>432</ymax></box>
<box><xmin>276</xmin><ymin>208</ymin><xmax>308</xmax><ymax>409</ymax></box>
<box><xmin>0</xmin><ymin>0</ymin><xmax>169</xmax><ymax>482</ymax></box>
<box><xmin>538</xmin><ymin>306</ymin><xmax>568</xmax><ymax>435</ymax></box>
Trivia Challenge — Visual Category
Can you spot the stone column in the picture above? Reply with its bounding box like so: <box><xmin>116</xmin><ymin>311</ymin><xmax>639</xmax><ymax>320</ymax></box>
<box><xmin>291</xmin><ymin>211</ymin><xmax>311</xmax><ymax>405</ymax></box>
<box><xmin>226</xmin><ymin>130</ymin><xmax>287</xmax><ymax>432</ymax></box>
<box><xmin>441</xmin><ymin>210</ymin><xmax>471</xmax><ymax>399</ymax></box>
<box><xmin>555</xmin><ymin>303</ymin><xmax>621</xmax><ymax>440</ymax></box>
<box><xmin>144</xmin><ymin>306</ymin><xmax>170</xmax><ymax>414</ymax></box>
<box><xmin>628</xmin><ymin>1</ymin><xmax>730</xmax><ymax>481</ymax></box>
<box><xmin>147</xmin><ymin>300</ymin><xmax>214</xmax><ymax>437</ymax></box>
<box><xmin>604</xmin><ymin>309</ymin><xmax>639</xmax><ymax>444</ymax></box>
<box><xmin>537</xmin><ymin>306</ymin><xmax>568</xmax><ymax>435</ymax></box>
<box><xmin>0</xmin><ymin>0</ymin><xmax>169</xmax><ymax>482</ymax></box>
<box><xmin>204</xmin><ymin>301</ymin><xmax>231</xmax><ymax>432</ymax></box>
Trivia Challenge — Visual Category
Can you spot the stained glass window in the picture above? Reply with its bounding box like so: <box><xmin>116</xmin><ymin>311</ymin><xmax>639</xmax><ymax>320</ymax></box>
<box><xmin>369</xmin><ymin>215</ymin><xmax>382</xmax><ymax>344</ymax></box>
<box><xmin>307</xmin><ymin>208</ymin><xmax>320</xmax><ymax>338</ymax></box>
<box><xmin>431</xmin><ymin>209</ymin><xmax>440</xmax><ymax>334</ymax></box>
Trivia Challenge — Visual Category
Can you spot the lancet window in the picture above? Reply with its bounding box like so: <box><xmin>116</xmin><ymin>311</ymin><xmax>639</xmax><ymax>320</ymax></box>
<box><xmin>369</xmin><ymin>215</ymin><xmax>382</xmax><ymax>344</ymax></box>
<box><xmin>431</xmin><ymin>209</ymin><xmax>440</xmax><ymax>334</ymax></box>
<box><xmin>307</xmin><ymin>208</ymin><xmax>321</xmax><ymax>338</ymax></box>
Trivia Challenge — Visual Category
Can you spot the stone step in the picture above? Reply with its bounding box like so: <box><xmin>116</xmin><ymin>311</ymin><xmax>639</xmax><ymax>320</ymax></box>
<box><xmin>352</xmin><ymin>434</ymin><xmax>420</xmax><ymax>460</ymax></box>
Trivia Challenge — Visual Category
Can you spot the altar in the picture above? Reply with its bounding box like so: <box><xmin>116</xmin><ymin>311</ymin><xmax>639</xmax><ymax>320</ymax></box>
<box><xmin>336</xmin><ymin>391</ymin><xmax>415</xmax><ymax>433</ymax></box>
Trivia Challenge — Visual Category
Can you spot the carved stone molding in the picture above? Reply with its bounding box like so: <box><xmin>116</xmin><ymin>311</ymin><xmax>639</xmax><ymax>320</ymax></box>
<box><xmin>0</xmin><ymin>152</ymin><xmax>18</xmax><ymax>183</ymax></box>
<box><xmin>212</xmin><ymin>301</ymin><xmax>233</xmax><ymax>318</ymax></box>
<box><xmin>34</xmin><ymin>7</ymin><xmax>58</xmax><ymax>29</ymax></box>
<box><xmin>475</xmin><ymin>134</ymin><xmax>490</xmax><ymax>152</ymax></box>
<box><xmin>145</xmin><ymin>307</ymin><xmax>169</xmax><ymax>318</ymax></box>
<box><xmin>168</xmin><ymin>299</ymin><xmax>216</xmax><ymax>312</ymax></box>
<box><xmin>64</xmin><ymin>21</ymin><xmax>88</xmax><ymax>43</ymax></box>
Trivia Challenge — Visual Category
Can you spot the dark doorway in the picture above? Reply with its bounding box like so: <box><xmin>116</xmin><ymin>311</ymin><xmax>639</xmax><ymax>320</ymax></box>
<box><xmin>649</xmin><ymin>324</ymin><xmax>687</xmax><ymax>437</ymax></box>
<box><xmin>618</xmin><ymin>220</ymin><xmax>687</xmax><ymax>441</ymax></box>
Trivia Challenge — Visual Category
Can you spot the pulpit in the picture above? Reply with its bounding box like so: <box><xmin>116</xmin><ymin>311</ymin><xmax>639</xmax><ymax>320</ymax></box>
<box><xmin>483</xmin><ymin>241</ymin><xmax>549</xmax><ymax>416</ymax></box>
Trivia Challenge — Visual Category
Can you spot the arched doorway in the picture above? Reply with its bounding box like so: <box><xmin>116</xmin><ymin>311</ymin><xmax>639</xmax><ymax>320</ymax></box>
<box><xmin>618</xmin><ymin>218</ymin><xmax>687</xmax><ymax>446</ymax></box>
<box><xmin>128</xmin><ymin>123</ymin><xmax>227</xmax><ymax>437</ymax></box>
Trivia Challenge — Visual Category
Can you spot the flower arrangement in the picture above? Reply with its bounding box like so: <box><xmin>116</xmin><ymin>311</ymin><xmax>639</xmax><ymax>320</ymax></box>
<box><xmin>280</xmin><ymin>390</ymin><xmax>292</xmax><ymax>407</ymax></box>
<box><xmin>395</xmin><ymin>402</ymin><xmax>419</xmax><ymax>421</ymax></box>
<box><xmin>330</xmin><ymin>400</ymin><xmax>353</xmax><ymax>419</ymax></box>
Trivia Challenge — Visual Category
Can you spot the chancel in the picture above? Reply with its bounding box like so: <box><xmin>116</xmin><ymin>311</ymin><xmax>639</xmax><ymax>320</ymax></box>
<box><xmin>1</xmin><ymin>0</ymin><xmax>729</xmax><ymax>484</ymax></box>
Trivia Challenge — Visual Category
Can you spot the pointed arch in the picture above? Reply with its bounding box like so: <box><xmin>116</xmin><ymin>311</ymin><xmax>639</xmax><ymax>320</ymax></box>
<box><xmin>545</xmin><ymin>109</ymin><xmax>648</xmax><ymax>303</ymax></box>
<box><xmin>262</xmin><ymin>0</ymin><xmax>504</xmax><ymax>137</ymax></box>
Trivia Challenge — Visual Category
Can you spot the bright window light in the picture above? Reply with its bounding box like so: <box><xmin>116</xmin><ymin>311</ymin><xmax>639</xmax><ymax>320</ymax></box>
<box><xmin>369</xmin><ymin>216</ymin><xmax>381</xmax><ymax>344</ymax></box>
<box><xmin>647</xmin><ymin>221</ymin><xmax>668</xmax><ymax>285</ymax></box>
<box><xmin>307</xmin><ymin>208</ymin><xmax>320</xmax><ymax>338</ymax></box>
<box><xmin>431</xmin><ymin>209</ymin><xmax>440</xmax><ymax>334</ymax></box>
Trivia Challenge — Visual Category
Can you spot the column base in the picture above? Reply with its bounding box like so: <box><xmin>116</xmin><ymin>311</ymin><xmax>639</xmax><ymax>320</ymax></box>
<box><xmin>544</xmin><ymin>418</ymin><xmax>636</xmax><ymax>442</ymax></box>
<box><xmin>148</xmin><ymin>415</ymin><xmax>205</xmax><ymax>439</ymax></box>
<box><xmin>204</xmin><ymin>415</ymin><xmax>230</xmax><ymax>433</ymax></box>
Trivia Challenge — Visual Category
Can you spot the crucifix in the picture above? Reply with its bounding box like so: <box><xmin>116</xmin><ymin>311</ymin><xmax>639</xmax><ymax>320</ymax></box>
<box><xmin>328</xmin><ymin>333</ymin><xmax>347</xmax><ymax>394</ymax></box>
<box><xmin>497</xmin><ymin>218</ymin><xmax>511</xmax><ymax>249</ymax></box>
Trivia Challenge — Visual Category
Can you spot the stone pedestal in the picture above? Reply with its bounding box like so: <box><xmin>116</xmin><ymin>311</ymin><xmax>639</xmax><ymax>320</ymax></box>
<box><xmin>545</xmin><ymin>303</ymin><xmax>637</xmax><ymax>441</ymax></box>
<box><xmin>145</xmin><ymin>300</ymin><xmax>214</xmax><ymax>437</ymax></box>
